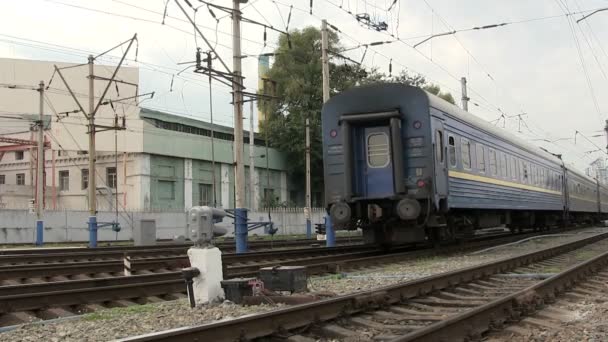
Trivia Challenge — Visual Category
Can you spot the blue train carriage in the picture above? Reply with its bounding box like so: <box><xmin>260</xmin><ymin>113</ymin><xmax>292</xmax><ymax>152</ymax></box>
<box><xmin>322</xmin><ymin>84</ymin><xmax>573</xmax><ymax>245</ymax></box>
<box><xmin>565</xmin><ymin>166</ymin><xmax>601</xmax><ymax>223</ymax></box>
<box><xmin>600</xmin><ymin>182</ymin><xmax>608</xmax><ymax>217</ymax></box>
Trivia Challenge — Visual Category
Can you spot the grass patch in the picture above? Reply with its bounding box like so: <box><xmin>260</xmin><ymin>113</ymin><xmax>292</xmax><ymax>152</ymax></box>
<box><xmin>575</xmin><ymin>250</ymin><xmax>597</xmax><ymax>261</ymax></box>
<box><xmin>83</xmin><ymin>304</ymin><xmax>156</xmax><ymax>321</ymax></box>
<box><xmin>537</xmin><ymin>266</ymin><xmax>561</xmax><ymax>274</ymax></box>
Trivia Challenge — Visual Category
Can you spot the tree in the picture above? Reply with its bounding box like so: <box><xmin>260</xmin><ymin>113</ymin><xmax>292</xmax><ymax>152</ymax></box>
<box><xmin>260</xmin><ymin>27</ymin><xmax>368</xmax><ymax>199</ymax></box>
<box><xmin>362</xmin><ymin>69</ymin><xmax>456</xmax><ymax>104</ymax></box>
<box><xmin>261</xmin><ymin>27</ymin><xmax>456</xmax><ymax>201</ymax></box>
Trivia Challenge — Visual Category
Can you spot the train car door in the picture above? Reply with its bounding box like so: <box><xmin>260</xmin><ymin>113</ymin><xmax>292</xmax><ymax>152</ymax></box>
<box><xmin>354</xmin><ymin>126</ymin><xmax>394</xmax><ymax>198</ymax></box>
<box><xmin>431</xmin><ymin>118</ymin><xmax>448</xmax><ymax>204</ymax></box>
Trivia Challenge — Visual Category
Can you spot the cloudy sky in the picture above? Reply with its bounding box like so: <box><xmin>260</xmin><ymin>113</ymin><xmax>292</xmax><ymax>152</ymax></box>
<box><xmin>1</xmin><ymin>0</ymin><xmax>607</xmax><ymax>170</ymax></box>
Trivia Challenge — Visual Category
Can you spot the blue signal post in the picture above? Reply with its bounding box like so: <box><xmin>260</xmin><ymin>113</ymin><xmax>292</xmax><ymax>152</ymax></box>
<box><xmin>306</xmin><ymin>218</ymin><xmax>312</xmax><ymax>239</ymax></box>
<box><xmin>35</xmin><ymin>220</ymin><xmax>44</xmax><ymax>246</ymax></box>
<box><xmin>88</xmin><ymin>216</ymin><xmax>98</xmax><ymax>248</ymax></box>
<box><xmin>235</xmin><ymin>208</ymin><xmax>248</xmax><ymax>253</ymax></box>
<box><xmin>325</xmin><ymin>215</ymin><xmax>335</xmax><ymax>247</ymax></box>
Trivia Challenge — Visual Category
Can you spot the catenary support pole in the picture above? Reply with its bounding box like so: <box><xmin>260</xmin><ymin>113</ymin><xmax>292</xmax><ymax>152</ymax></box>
<box><xmin>233</xmin><ymin>0</ymin><xmax>248</xmax><ymax>254</ymax></box>
<box><xmin>206</xmin><ymin>52</ymin><xmax>217</xmax><ymax>207</ymax></box>
<box><xmin>249</xmin><ymin>100</ymin><xmax>256</xmax><ymax>210</ymax></box>
<box><xmin>461</xmin><ymin>77</ymin><xmax>469</xmax><ymax>112</ymax></box>
<box><xmin>87</xmin><ymin>55</ymin><xmax>98</xmax><ymax>248</ymax></box>
<box><xmin>319</xmin><ymin>19</ymin><xmax>331</xmax><ymax>240</ymax></box>
<box><xmin>35</xmin><ymin>80</ymin><xmax>45</xmax><ymax>246</ymax></box>
<box><xmin>305</xmin><ymin>118</ymin><xmax>311</xmax><ymax>239</ymax></box>
<box><xmin>321</xmin><ymin>20</ymin><xmax>330</xmax><ymax>103</ymax></box>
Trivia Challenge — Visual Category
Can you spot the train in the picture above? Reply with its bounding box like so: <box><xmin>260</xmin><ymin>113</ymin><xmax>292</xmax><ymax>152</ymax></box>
<box><xmin>322</xmin><ymin>84</ymin><xmax>608</xmax><ymax>245</ymax></box>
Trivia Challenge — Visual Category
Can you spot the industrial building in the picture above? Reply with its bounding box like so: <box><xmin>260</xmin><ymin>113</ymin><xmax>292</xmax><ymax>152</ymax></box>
<box><xmin>0</xmin><ymin>58</ymin><xmax>295</xmax><ymax>211</ymax></box>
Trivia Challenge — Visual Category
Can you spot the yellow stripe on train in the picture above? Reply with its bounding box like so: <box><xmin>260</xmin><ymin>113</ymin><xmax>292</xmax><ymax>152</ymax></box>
<box><xmin>448</xmin><ymin>170</ymin><xmax>562</xmax><ymax>196</ymax></box>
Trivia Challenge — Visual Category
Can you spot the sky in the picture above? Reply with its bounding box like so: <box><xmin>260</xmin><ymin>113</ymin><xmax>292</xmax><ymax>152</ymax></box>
<box><xmin>1</xmin><ymin>0</ymin><xmax>608</xmax><ymax>171</ymax></box>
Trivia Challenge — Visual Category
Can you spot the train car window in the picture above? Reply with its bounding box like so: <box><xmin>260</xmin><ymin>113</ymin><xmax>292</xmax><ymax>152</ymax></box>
<box><xmin>500</xmin><ymin>152</ymin><xmax>508</xmax><ymax>178</ymax></box>
<box><xmin>366</xmin><ymin>132</ymin><xmax>390</xmax><ymax>168</ymax></box>
<box><xmin>448</xmin><ymin>136</ymin><xmax>456</xmax><ymax>167</ymax></box>
<box><xmin>461</xmin><ymin>138</ymin><xmax>471</xmax><ymax>169</ymax></box>
<box><xmin>435</xmin><ymin>130</ymin><xmax>444</xmax><ymax>163</ymax></box>
<box><xmin>476</xmin><ymin>144</ymin><xmax>486</xmax><ymax>173</ymax></box>
<box><xmin>489</xmin><ymin>149</ymin><xmax>497</xmax><ymax>175</ymax></box>
<box><xmin>521</xmin><ymin>162</ymin><xmax>528</xmax><ymax>183</ymax></box>
<box><xmin>510</xmin><ymin>156</ymin><xmax>517</xmax><ymax>180</ymax></box>
<box><xmin>531</xmin><ymin>165</ymin><xmax>536</xmax><ymax>185</ymax></box>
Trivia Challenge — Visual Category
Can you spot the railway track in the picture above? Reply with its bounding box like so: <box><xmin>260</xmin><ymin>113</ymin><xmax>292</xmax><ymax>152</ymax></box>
<box><xmin>0</xmin><ymin>235</ymin><xmax>363</xmax><ymax>258</ymax></box>
<box><xmin>114</xmin><ymin>230</ymin><xmax>608</xmax><ymax>342</ymax></box>
<box><xmin>0</xmin><ymin>229</ymin><xmax>580</xmax><ymax>329</ymax></box>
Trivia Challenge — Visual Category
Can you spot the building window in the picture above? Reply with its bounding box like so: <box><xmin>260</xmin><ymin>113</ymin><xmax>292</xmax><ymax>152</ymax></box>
<box><xmin>59</xmin><ymin>170</ymin><xmax>69</xmax><ymax>191</ymax></box>
<box><xmin>263</xmin><ymin>188</ymin><xmax>275</xmax><ymax>207</ymax></box>
<box><xmin>58</xmin><ymin>150</ymin><xmax>67</xmax><ymax>157</ymax></box>
<box><xmin>476</xmin><ymin>144</ymin><xmax>485</xmax><ymax>173</ymax></box>
<box><xmin>489</xmin><ymin>149</ymin><xmax>497</xmax><ymax>175</ymax></box>
<box><xmin>77</xmin><ymin>151</ymin><xmax>88</xmax><ymax>155</ymax></box>
<box><xmin>289</xmin><ymin>190</ymin><xmax>299</xmax><ymax>205</ymax></box>
<box><xmin>0</xmin><ymin>175</ymin><xmax>5</xmax><ymax>185</ymax></box>
<box><xmin>15</xmin><ymin>151</ymin><xmax>24</xmax><ymax>160</ymax></box>
<box><xmin>16</xmin><ymin>173</ymin><xmax>25</xmax><ymax>185</ymax></box>
<box><xmin>198</xmin><ymin>183</ymin><xmax>212</xmax><ymax>206</ymax></box>
<box><xmin>435</xmin><ymin>130</ymin><xmax>444</xmax><ymax>163</ymax></box>
<box><xmin>81</xmin><ymin>169</ymin><xmax>89</xmax><ymax>190</ymax></box>
<box><xmin>461</xmin><ymin>138</ymin><xmax>471</xmax><ymax>169</ymax></box>
<box><xmin>448</xmin><ymin>136</ymin><xmax>456</xmax><ymax>167</ymax></box>
<box><xmin>158</xmin><ymin>180</ymin><xmax>175</xmax><ymax>200</ymax></box>
<box><xmin>367</xmin><ymin>132</ymin><xmax>390</xmax><ymax>168</ymax></box>
<box><xmin>106</xmin><ymin>167</ymin><xmax>117</xmax><ymax>188</ymax></box>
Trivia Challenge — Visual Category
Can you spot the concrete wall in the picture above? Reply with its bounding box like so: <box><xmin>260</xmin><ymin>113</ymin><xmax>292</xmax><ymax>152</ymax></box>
<box><xmin>0</xmin><ymin>208</ymin><xmax>327</xmax><ymax>244</ymax></box>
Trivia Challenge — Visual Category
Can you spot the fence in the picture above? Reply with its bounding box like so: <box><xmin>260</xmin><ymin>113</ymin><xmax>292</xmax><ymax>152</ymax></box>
<box><xmin>0</xmin><ymin>207</ymin><xmax>327</xmax><ymax>244</ymax></box>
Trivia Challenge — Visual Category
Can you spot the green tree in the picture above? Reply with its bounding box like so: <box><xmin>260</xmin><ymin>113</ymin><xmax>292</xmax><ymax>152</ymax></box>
<box><xmin>261</xmin><ymin>27</ymin><xmax>455</xmax><ymax>200</ymax></box>
<box><xmin>260</xmin><ymin>27</ymin><xmax>368</xmax><ymax>198</ymax></box>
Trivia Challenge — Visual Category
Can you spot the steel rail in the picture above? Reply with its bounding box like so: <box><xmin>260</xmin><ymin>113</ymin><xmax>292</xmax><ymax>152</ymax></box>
<box><xmin>0</xmin><ymin>236</ymin><xmax>362</xmax><ymax>256</ymax></box>
<box><xmin>0</xmin><ymin>246</ymin><xmax>381</xmax><ymax>281</ymax></box>
<box><xmin>116</xmin><ymin>231</ymin><xmax>608</xmax><ymax>341</ymax></box>
<box><xmin>0</xmin><ymin>280</ymin><xmax>184</xmax><ymax>314</ymax></box>
<box><xmin>0</xmin><ymin>244</ymin><xmax>373</xmax><ymax>267</ymax></box>
<box><xmin>391</xmin><ymin>245</ymin><xmax>608</xmax><ymax>341</ymax></box>
<box><xmin>0</xmin><ymin>273</ymin><xmax>181</xmax><ymax>298</ymax></box>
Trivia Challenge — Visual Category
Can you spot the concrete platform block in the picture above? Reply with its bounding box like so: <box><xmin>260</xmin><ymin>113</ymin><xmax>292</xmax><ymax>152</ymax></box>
<box><xmin>187</xmin><ymin>247</ymin><xmax>224</xmax><ymax>305</ymax></box>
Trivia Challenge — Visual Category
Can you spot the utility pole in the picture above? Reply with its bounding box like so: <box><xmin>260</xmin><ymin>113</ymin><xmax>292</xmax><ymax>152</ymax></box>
<box><xmin>233</xmin><ymin>0</ymin><xmax>248</xmax><ymax>254</ymax></box>
<box><xmin>35</xmin><ymin>80</ymin><xmax>45</xmax><ymax>246</ymax></box>
<box><xmin>203</xmin><ymin>51</ymin><xmax>217</xmax><ymax>206</ymax></box>
<box><xmin>315</xmin><ymin>19</ymin><xmax>332</xmax><ymax>242</ymax></box>
<box><xmin>54</xmin><ymin>36</ymin><xmax>136</xmax><ymax>248</ymax></box>
<box><xmin>321</xmin><ymin>20</ymin><xmax>330</xmax><ymax>102</ymax></box>
<box><xmin>461</xmin><ymin>77</ymin><xmax>469</xmax><ymax>112</ymax></box>
<box><xmin>249</xmin><ymin>100</ymin><xmax>256</xmax><ymax>210</ymax></box>
<box><xmin>87</xmin><ymin>55</ymin><xmax>98</xmax><ymax>248</ymax></box>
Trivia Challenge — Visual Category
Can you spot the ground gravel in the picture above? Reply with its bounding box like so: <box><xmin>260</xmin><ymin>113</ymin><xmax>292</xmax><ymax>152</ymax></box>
<box><xmin>487</xmin><ymin>294</ymin><xmax>608</xmax><ymax>341</ymax></box>
<box><xmin>2</xmin><ymin>227</ymin><xmax>606</xmax><ymax>341</ymax></box>
<box><xmin>309</xmin><ymin>228</ymin><xmax>608</xmax><ymax>295</ymax></box>
<box><xmin>0</xmin><ymin>300</ymin><xmax>283</xmax><ymax>342</ymax></box>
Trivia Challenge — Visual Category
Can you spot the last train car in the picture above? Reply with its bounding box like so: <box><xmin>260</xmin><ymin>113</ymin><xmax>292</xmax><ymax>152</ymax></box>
<box><xmin>322</xmin><ymin>83</ymin><xmax>569</xmax><ymax>245</ymax></box>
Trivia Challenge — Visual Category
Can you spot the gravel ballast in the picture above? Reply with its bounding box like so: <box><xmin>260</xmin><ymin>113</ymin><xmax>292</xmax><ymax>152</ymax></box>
<box><xmin>2</xmin><ymin>227</ymin><xmax>606</xmax><ymax>341</ymax></box>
